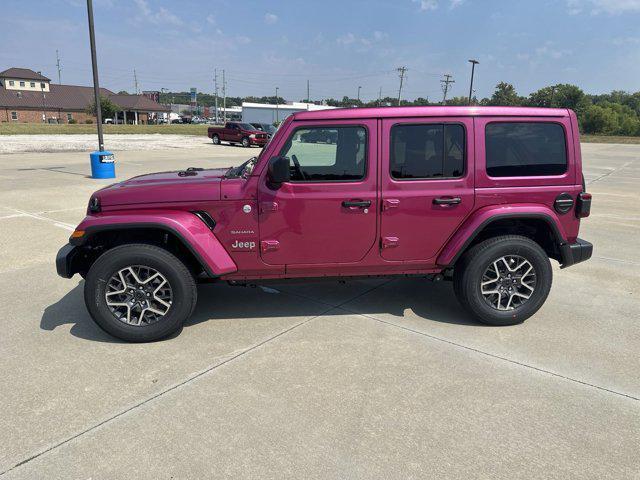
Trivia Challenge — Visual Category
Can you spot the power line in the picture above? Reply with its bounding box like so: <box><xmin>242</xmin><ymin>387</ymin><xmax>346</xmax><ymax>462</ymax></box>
<box><xmin>441</xmin><ymin>74</ymin><xmax>455</xmax><ymax>105</ymax></box>
<box><xmin>396</xmin><ymin>66</ymin><xmax>407</xmax><ymax>106</ymax></box>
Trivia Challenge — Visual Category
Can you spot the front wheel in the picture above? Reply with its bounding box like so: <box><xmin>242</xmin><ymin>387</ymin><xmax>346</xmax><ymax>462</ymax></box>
<box><xmin>211</xmin><ymin>134</ymin><xmax>220</xmax><ymax>145</ymax></box>
<box><xmin>241</xmin><ymin>136</ymin><xmax>250</xmax><ymax>147</ymax></box>
<box><xmin>453</xmin><ymin>235</ymin><xmax>552</xmax><ymax>326</ymax></box>
<box><xmin>84</xmin><ymin>244</ymin><xmax>197</xmax><ymax>342</ymax></box>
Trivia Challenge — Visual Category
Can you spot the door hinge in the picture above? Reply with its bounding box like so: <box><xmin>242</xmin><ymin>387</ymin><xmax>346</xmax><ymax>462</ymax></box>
<box><xmin>260</xmin><ymin>201</ymin><xmax>279</xmax><ymax>213</ymax></box>
<box><xmin>381</xmin><ymin>236</ymin><xmax>399</xmax><ymax>248</ymax></box>
<box><xmin>260</xmin><ymin>240</ymin><xmax>280</xmax><ymax>253</ymax></box>
<box><xmin>382</xmin><ymin>199</ymin><xmax>400</xmax><ymax>211</ymax></box>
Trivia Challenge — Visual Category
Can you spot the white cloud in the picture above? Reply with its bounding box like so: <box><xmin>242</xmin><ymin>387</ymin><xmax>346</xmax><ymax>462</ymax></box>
<box><xmin>414</xmin><ymin>0</ymin><xmax>438</xmax><ymax>10</ymax></box>
<box><xmin>566</xmin><ymin>0</ymin><xmax>640</xmax><ymax>14</ymax></box>
<box><xmin>412</xmin><ymin>0</ymin><xmax>465</xmax><ymax>10</ymax></box>
<box><xmin>206</xmin><ymin>14</ymin><xmax>216</xmax><ymax>25</ymax></box>
<box><xmin>337</xmin><ymin>32</ymin><xmax>357</xmax><ymax>45</ymax></box>
<box><xmin>265</xmin><ymin>13</ymin><xmax>278</xmax><ymax>24</ymax></box>
<box><xmin>337</xmin><ymin>31</ymin><xmax>389</xmax><ymax>48</ymax></box>
<box><xmin>133</xmin><ymin>0</ymin><xmax>183</xmax><ymax>26</ymax></box>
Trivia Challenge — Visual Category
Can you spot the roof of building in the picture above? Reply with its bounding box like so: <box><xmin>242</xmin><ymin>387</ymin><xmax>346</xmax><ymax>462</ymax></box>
<box><xmin>242</xmin><ymin>101</ymin><xmax>336</xmax><ymax>111</ymax></box>
<box><xmin>108</xmin><ymin>94</ymin><xmax>170</xmax><ymax>112</ymax></box>
<box><xmin>0</xmin><ymin>68</ymin><xmax>51</xmax><ymax>81</ymax></box>
<box><xmin>293</xmin><ymin>105</ymin><xmax>571</xmax><ymax>120</ymax></box>
<box><xmin>0</xmin><ymin>83</ymin><xmax>169</xmax><ymax>112</ymax></box>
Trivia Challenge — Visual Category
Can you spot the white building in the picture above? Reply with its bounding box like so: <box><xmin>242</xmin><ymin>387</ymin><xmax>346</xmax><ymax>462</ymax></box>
<box><xmin>242</xmin><ymin>102</ymin><xmax>337</xmax><ymax>124</ymax></box>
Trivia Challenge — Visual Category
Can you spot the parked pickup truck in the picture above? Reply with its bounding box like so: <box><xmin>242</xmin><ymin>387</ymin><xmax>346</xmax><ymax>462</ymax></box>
<box><xmin>208</xmin><ymin>122</ymin><xmax>270</xmax><ymax>147</ymax></box>
<box><xmin>57</xmin><ymin>106</ymin><xmax>592</xmax><ymax>342</ymax></box>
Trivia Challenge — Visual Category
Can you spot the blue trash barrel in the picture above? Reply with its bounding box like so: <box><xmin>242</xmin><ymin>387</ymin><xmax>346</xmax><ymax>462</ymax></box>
<box><xmin>90</xmin><ymin>150</ymin><xmax>116</xmax><ymax>179</ymax></box>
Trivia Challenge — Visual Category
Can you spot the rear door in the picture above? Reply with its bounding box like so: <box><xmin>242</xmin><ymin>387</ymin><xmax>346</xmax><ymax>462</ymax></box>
<box><xmin>258</xmin><ymin>119</ymin><xmax>377</xmax><ymax>265</ymax></box>
<box><xmin>380</xmin><ymin>117</ymin><xmax>475</xmax><ymax>262</ymax></box>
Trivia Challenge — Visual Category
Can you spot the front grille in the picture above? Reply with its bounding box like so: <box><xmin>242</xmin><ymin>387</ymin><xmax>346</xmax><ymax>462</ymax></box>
<box><xmin>256</xmin><ymin>134</ymin><xmax>267</xmax><ymax>139</ymax></box>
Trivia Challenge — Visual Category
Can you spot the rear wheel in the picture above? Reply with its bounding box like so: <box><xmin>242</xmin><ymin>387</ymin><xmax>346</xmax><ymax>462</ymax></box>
<box><xmin>453</xmin><ymin>235</ymin><xmax>552</xmax><ymax>326</ymax></box>
<box><xmin>84</xmin><ymin>244</ymin><xmax>197</xmax><ymax>342</ymax></box>
<box><xmin>212</xmin><ymin>134</ymin><xmax>220</xmax><ymax>145</ymax></box>
<box><xmin>241</xmin><ymin>136</ymin><xmax>250</xmax><ymax>147</ymax></box>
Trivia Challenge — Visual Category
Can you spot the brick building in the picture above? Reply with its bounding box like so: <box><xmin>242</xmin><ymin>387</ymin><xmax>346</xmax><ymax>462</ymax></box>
<box><xmin>0</xmin><ymin>67</ymin><xmax>169</xmax><ymax>124</ymax></box>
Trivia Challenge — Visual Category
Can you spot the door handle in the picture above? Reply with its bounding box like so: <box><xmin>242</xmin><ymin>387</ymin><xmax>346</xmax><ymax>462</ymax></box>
<box><xmin>342</xmin><ymin>200</ymin><xmax>371</xmax><ymax>208</ymax></box>
<box><xmin>433</xmin><ymin>197</ymin><xmax>461</xmax><ymax>205</ymax></box>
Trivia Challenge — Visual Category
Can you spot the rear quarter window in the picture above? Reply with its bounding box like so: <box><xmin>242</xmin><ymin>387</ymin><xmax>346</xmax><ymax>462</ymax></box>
<box><xmin>485</xmin><ymin>122</ymin><xmax>567</xmax><ymax>177</ymax></box>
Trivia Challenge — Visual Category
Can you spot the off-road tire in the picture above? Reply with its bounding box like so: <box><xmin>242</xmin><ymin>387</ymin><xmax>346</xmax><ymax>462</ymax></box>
<box><xmin>241</xmin><ymin>136</ymin><xmax>250</xmax><ymax>147</ymax></box>
<box><xmin>84</xmin><ymin>244</ymin><xmax>197</xmax><ymax>342</ymax></box>
<box><xmin>453</xmin><ymin>235</ymin><xmax>552</xmax><ymax>326</ymax></box>
<box><xmin>212</xmin><ymin>134</ymin><xmax>220</xmax><ymax>145</ymax></box>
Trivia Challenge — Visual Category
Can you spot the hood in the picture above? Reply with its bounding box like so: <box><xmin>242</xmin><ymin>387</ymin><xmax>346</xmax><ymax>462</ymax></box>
<box><xmin>96</xmin><ymin>167</ymin><xmax>228</xmax><ymax>207</ymax></box>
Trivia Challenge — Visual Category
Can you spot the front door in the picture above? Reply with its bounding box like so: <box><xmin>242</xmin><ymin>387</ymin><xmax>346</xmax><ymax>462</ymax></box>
<box><xmin>380</xmin><ymin>117</ymin><xmax>475</xmax><ymax>262</ymax></box>
<box><xmin>258</xmin><ymin>120</ymin><xmax>377</xmax><ymax>265</ymax></box>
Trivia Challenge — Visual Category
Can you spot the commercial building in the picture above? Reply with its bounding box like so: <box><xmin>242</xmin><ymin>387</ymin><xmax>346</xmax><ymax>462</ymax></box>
<box><xmin>0</xmin><ymin>67</ymin><xmax>168</xmax><ymax>124</ymax></box>
<box><xmin>241</xmin><ymin>102</ymin><xmax>337</xmax><ymax>124</ymax></box>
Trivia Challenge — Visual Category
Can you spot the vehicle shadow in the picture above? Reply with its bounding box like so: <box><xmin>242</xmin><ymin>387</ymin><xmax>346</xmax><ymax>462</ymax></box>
<box><xmin>40</xmin><ymin>278</ymin><xmax>478</xmax><ymax>343</ymax></box>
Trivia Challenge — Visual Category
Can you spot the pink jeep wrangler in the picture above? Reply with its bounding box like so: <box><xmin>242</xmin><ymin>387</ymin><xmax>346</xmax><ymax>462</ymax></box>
<box><xmin>57</xmin><ymin>106</ymin><xmax>592</xmax><ymax>342</ymax></box>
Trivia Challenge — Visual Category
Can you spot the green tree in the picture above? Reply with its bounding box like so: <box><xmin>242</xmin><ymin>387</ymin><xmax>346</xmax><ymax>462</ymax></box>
<box><xmin>86</xmin><ymin>95</ymin><xmax>118</xmax><ymax>120</ymax></box>
<box><xmin>486</xmin><ymin>82</ymin><xmax>524</xmax><ymax>106</ymax></box>
<box><xmin>581</xmin><ymin>105</ymin><xmax>618</xmax><ymax>134</ymax></box>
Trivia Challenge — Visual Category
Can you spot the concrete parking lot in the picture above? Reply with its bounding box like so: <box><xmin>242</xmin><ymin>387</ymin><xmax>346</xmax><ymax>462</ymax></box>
<box><xmin>0</xmin><ymin>139</ymin><xmax>638</xmax><ymax>479</ymax></box>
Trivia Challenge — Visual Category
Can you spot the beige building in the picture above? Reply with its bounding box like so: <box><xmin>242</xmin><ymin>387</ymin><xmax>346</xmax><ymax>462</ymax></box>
<box><xmin>0</xmin><ymin>67</ymin><xmax>168</xmax><ymax>124</ymax></box>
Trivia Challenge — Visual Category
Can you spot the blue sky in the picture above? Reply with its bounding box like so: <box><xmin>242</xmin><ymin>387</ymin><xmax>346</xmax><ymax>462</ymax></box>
<box><xmin>1</xmin><ymin>0</ymin><xmax>639</xmax><ymax>101</ymax></box>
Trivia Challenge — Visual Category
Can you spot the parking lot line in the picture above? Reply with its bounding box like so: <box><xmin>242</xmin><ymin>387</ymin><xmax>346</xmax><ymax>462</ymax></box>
<box><xmin>0</xmin><ymin>206</ymin><xmax>76</xmax><ymax>231</ymax></box>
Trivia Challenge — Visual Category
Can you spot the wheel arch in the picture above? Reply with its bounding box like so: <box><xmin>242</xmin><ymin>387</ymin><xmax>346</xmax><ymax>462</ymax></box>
<box><xmin>438</xmin><ymin>211</ymin><xmax>567</xmax><ymax>267</ymax></box>
<box><xmin>68</xmin><ymin>215</ymin><xmax>237</xmax><ymax>279</ymax></box>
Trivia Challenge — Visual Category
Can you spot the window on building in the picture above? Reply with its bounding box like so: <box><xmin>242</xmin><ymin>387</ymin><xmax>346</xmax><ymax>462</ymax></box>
<box><xmin>67</xmin><ymin>113</ymin><xmax>73</xmax><ymax>122</ymax></box>
<box><xmin>19</xmin><ymin>81</ymin><xmax>25</xmax><ymax>87</ymax></box>
<box><xmin>390</xmin><ymin>123</ymin><xmax>465</xmax><ymax>179</ymax></box>
<box><xmin>40</xmin><ymin>83</ymin><xmax>46</xmax><ymax>89</ymax></box>
<box><xmin>485</xmin><ymin>122</ymin><xmax>567</xmax><ymax>177</ymax></box>
<box><xmin>30</xmin><ymin>82</ymin><xmax>35</xmax><ymax>88</ymax></box>
<box><xmin>10</xmin><ymin>111</ymin><xmax>18</xmax><ymax>121</ymax></box>
<box><xmin>9</xmin><ymin>80</ymin><xmax>14</xmax><ymax>86</ymax></box>
<box><xmin>279</xmin><ymin>126</ymin><xmax>367</xmax><ymax>181</ymax></box>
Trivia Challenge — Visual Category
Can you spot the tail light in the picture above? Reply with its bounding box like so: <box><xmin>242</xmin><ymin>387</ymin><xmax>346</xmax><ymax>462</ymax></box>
<box><xmin>576</xmin><ymin>192</ymin><xmax>592</xmax><ymax>218</ymax></box>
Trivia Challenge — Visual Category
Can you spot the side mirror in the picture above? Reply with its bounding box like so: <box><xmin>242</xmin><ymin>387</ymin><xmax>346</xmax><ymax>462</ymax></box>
<box><xmin>267</xmin><ymin>156</ymin><xmax>290</xmax><ymax>187</ymax></box>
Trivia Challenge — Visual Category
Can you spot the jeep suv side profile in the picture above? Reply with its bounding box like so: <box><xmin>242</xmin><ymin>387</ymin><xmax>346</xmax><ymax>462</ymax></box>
<box><xmin>57</xmin><ymin>106</ymin><xmax>592</xmax><ymax>342</ymax></box>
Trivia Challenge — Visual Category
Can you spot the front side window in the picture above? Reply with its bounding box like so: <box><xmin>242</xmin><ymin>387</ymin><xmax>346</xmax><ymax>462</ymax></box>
<box><xmin>485</xmin><ymin>122</ymin><xmax>567</xmax><ymax>177</ymax></box>
<box><xmin>10</xmin><ymin>111</ymin><xmax>18</xmax><ymax>120</ymax></box>
<box><xmin>279</xmin><ymin>126</ymin><xmax>367</xmax><ymax>181</ymax></box>
<box><xmin>390</xmin><ymin>123</ymin><xmax>465</xmax><ymax>179</ymax></box>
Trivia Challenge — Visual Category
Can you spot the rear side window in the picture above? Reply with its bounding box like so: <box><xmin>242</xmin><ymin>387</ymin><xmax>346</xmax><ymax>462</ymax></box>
<box><xmin>279</xmin><ymin>126</ymin><xmax>367</xmax><ymax>181</ymax></box>
<box><xmin>390</xmin><ymin>124</ymin><xmax>465</xmax><ymax>179</ymax></box>
<box><xmin>485</xmin><ymin>122</ymin><xmax>567</xmax><ymax>177</ymax></box>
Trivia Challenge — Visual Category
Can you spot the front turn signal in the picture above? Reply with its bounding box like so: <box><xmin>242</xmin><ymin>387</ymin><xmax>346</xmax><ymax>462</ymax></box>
<box><xmin>70</xmin><ymin>230</ymin><xmax>85</xmax><ymax>239</ymax></box>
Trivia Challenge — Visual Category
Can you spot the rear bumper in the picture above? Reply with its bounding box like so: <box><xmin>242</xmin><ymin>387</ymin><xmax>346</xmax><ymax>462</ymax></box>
<box><xmin>56</xmin><ymin>243</ymin><xmax>78</xmax><ymax>278</ymax></box>
<box><xmin>560</xmin><ymin>238</ymin><xmax>593</xmax><ymax>269</ymax></box>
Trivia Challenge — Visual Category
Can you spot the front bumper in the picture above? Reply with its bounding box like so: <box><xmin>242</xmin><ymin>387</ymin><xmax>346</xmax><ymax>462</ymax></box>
<box><xmin>250</xmin><ymin>137</ymin><xmax>269</xmax><ymax>146</ymax></box>
<box><xmin>560</xmin><ymin>238</ymin><xmax>593</xmax><ymax>269</ymax></box>
<box><xmin>56</xmin><ymin>243</ymin><xmax>78</xmax><ymax>278</ymax></box>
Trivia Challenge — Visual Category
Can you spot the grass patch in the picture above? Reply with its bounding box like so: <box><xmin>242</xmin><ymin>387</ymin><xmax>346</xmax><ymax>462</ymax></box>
<box><xmin>580</xmin><ymin>134</ymin><xmax>640</xmax><ymax>145</ymax></box>
<box><xmin>0</xmin><ymin>123</ymin><xmax>210</xmax><ymax>135</ymax></box>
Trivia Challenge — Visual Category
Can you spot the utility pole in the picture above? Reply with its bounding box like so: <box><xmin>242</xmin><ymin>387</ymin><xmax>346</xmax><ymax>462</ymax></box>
<box><xmin>396</xmin><ymin>66</ymin><xmax>407</xmax><ymax>106</ymax></box>
<box><xmin>56</xmin><ymin>50</ymin><xmax>62</xmax><ymax>84</ymax></box>
<box><xmin>441</xmin><ymin>74</ymin><xmax>455</xmax><ymax>105</ymax></box>
<box><xmin>133</xmin><ymin>68</ymin><xmax>139</xmax><ymax>94</ymax></box>
<box><xmin>467</xmin><ymin>59</ymin><xmax>479</xmax><ymax>105</ymax></box>
<box><xmin>222</xmin><ymin>69</ymin><xmax>226</xmax><ymax>123</ymax></box>
<box><xmin>86</xmin><ymin>0</ymin><xmax>104</xmax><ymax>151</ymax></box>
<box><xmin>550</xmin><ymin>85</ymin><xmax>557</xmax><ymax>107</ymax></box>
<box><xmin>213</xmin><ymin>68</ymin><xmax>219</xmax><ymax>123</ymax></box>
<box><xmin>161</xmin><ymin>87</ymin><xmax>170</xmax><ymax>124</ymax></box>
<box><xmin>306</xmin><ymin>79</ymin><xmax>310</xmax><ymax>109</ymax></box>
<box><xmin>357</xmin><ymin>85</ymin><xmax>362</xmax><ymax>103</ymax></box>
<box><xmin>275</xmin><ymin>87</ymin><xmax>279</xmax><ymax>123</ymax></box>
<box><xmin>378</xmin><ymin>87</ymin><xmax>382</xmax><ymax>106</ymax></box>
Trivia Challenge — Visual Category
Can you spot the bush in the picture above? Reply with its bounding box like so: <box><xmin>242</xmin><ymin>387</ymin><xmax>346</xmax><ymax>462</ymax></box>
<box><xmin>84</xmin><ymin>119</ymin><xmax>93</xmax><ymax>124</ymax></box>
<box><xmin>68</xmin><ymin>119</ymin><xmax>78</xmax><ymax>124</ymax></box>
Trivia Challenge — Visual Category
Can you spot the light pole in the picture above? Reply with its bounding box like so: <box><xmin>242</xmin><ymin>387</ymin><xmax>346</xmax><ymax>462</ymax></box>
<box><xmin>275</xmin><ymin>87</ymin><xmax>279</xmax><ymax>124</ymax></box>
<box><xmin>357</xmin><ymin>85</ymin><xmax>361</xmax><ymax>103</ymax></box>
<box><xmin>86</xmin><ymin>0</ymin><xmax>104</xmax><ymax>151</ymax></box>
<box><xmin>161</xmin><ymin>87</ymin><xmax>170</xmax><ymax>124</ymax></box>
<box><xmin>468</xmin><ymin>59</ymin><xmax>479</xmax><ymax>106</ymax></box>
